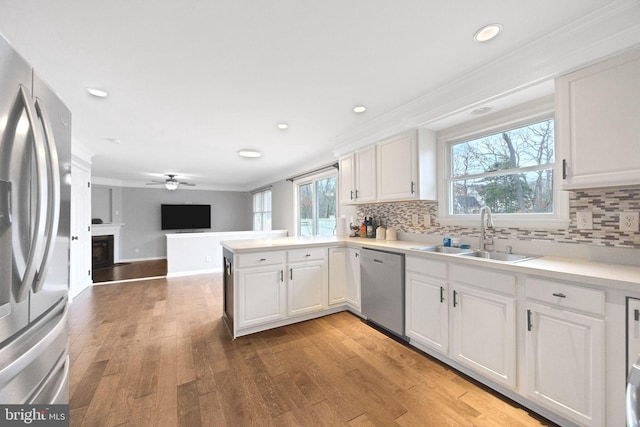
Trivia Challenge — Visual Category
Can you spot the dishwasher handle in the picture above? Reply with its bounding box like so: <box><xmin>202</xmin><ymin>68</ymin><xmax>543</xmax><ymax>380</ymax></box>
<box><xmin>373</xmin><ymin>259</ymin><xmax>384</xmax><ymax>264</ymax></box>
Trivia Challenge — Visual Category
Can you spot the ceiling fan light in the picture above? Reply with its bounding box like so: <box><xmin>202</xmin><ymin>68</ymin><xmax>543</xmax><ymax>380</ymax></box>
<box><xmin>165</xmin><ymin>180</ymin><xmax>179</xmax><ymax>191</ymax></box>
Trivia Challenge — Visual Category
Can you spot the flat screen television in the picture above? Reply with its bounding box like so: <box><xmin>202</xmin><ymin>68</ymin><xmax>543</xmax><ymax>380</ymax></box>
<box><xmin>161</xmin><ymin>204</ymin><xmax>211</xmax><ymax>230</ymax></box>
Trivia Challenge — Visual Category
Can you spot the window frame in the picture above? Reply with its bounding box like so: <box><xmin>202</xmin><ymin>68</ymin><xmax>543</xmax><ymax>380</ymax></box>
<box><xmin>252</xmin><ymin>188</ymin><xmax>272</xmax><ymax>231</ymax></box>
<box><xmin>437</xmin><ymin>96</ymin><xmax>569</xmax><ymax>229</ymax></box>
<box><xmin>293</xmin><ymin>169</ymin><xmax>338</xmax><ymax>237</ymax></box>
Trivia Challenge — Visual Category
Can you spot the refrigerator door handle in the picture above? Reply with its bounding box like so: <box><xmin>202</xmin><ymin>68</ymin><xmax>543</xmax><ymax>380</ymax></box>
<box><xmin>12</xmin><ymin>85</ymin><xmax>48</xmax><ymax>302</ymax></box>
<box><xmin>32</xmin><ymin>98</ymin><xmax>60</xmax><ymax>293</ymax></box>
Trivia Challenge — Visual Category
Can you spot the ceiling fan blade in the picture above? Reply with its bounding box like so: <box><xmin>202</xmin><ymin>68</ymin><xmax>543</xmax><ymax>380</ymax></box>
<box><xmin>178</xmin><ymin>182</ymin><xmax>195</xmax><ymax>186</ymax></box>
<box><xmin>145</xmin><ymin>182</ymin><xmax>165</xmax><ymax>185</ymax></box>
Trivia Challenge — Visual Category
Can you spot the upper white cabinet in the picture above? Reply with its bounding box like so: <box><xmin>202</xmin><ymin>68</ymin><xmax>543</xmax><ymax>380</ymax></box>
<box><xmin>557</xmin><ymin>48</ymin><xmax>640</xmax><ymax>189</ymax></box>
<box><xmin>377</xmin><ymin>129</ymin><xmax>436</xmax><ymax>201</ymax></box>
<box><xmin>339</xmin><ymin>146</ymin><xmax>376</xmax><ymax>204</ymax></box>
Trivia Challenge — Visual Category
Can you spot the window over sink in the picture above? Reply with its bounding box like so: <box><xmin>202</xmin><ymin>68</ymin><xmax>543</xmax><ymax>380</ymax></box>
<box><xmin>295</xmin><ymin>170</ymin><xmax>337</xmax><ymax>236</ymax></box>
<box><xmin>438</xmin><ymin>97</ymin><xmax>569</xmax><ymax>228</ymax></box>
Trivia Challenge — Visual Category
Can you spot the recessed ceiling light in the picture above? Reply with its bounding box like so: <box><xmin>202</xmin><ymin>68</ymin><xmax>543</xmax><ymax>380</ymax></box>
<box><xmin>277</xmin><ymin>123</ymin><xmax>288</xmax><ymax>130</ymax></box>
<box><xmin>87</xmin><ymin>87</ymin><xmax>108</xmax><ymax>98</ymax></box>
<box><xmin>470</xmin><ymin>105</ymin><xmax>494</xmax><ymax>115</ymax></box>
<box><xmin>353</xmin><ymin>105</ymin><xmax>367</xmax><ymax>113</ymax></box>
<box><xmin>238</xmin><ymin>149</ymin><xmax>262</xmax><ymax>158</ymax></box>
<box><xmin>474</xmin><ymin>24</ymin><xmax>502</xmax><ymax>42</ymax></box>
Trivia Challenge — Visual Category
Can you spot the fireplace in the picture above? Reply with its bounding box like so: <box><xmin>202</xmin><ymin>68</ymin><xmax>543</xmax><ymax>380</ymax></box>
<box><xmin>92</xmin><ymin>235</ymin><xmax>114</xmax><ymax>269</ymax></box>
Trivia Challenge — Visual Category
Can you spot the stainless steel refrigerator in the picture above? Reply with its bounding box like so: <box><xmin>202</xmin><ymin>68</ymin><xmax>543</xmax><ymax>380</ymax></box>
<box><xmin>0</xmin><ymin>33</ymin><xmax>70</xmax><ymax>404</ymax></box>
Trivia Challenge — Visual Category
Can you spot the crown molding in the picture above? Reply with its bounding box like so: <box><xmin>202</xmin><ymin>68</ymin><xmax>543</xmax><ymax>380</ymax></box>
<box><xmin>332</xmin><ymin>0</ymin><xmax>640</xmax><ymax>157</ymax></box>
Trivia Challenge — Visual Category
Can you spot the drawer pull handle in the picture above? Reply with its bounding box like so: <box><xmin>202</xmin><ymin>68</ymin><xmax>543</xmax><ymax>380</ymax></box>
<box><xmin>305</xmin><ymin>254</ymin><xmax>311</xmax><ymax>257</ymax></box>
<box><xmin>453</xmin><ymin>290</ymin><xmax>458</xmax><ymax>307</ymax></box>
<box><xmin>259</xmin><ymin>258</ymin><xmax>266</xmax><ymax>262</ymax></box>
<box><xmin>440</xmin><ymin>286</ymin><xmax>444</xmax><ymax>304</ymax></box>
<box><xmin>552</xmin><ymin>292</ymin><xmax>566</xmax><ymax>298</ymax></box>
<box><xmin>527</xmin><ymin>309</ymin><xmax>533</xmax><ymax>331</ymax></box>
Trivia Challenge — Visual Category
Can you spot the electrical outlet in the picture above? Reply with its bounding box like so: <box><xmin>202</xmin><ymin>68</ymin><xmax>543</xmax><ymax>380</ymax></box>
<box><xmin>412</xmin><ymin>214</ymin><xmax>419</xmax><ymax>226</ymax></box>
<box><xmin>620</xmin><ymin>211</ymin><xmax>639</xmax><ymax>232</ymax></box>
<box><xmin>576</xmin><ymin>211</ymin><xmax>593</xmax><ymax>230</ymax></box>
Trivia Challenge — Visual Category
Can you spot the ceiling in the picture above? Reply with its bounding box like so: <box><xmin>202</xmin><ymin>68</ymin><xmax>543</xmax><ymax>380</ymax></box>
<box><xmin>0</xmin><ymin>0</ymin><xmax>638</xmax><ymax>191</ymax></box>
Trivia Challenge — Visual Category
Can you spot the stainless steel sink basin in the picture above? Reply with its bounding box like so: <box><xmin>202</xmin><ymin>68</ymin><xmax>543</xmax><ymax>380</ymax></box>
<box><xmin>412</xmin><ymin>246</ymin><xmax>474</xmax><ymax>255</ymax></box>
<box><xmin>459</xmin><ymin>250</ymin><xmax>539</xmax><ymax>263</ymax></box>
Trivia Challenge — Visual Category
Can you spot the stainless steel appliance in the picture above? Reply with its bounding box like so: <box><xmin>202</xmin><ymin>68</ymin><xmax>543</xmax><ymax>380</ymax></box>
<box><xmin>360</xmin><ymin>247</ymin><xmax>405</xmax><ymax>339</ymax></box>
<box><xmin>0</xmin><ymin>33</ymin><xmax>71</xmax><ymax>404</ymax></box>
<box><xmin>222</xmin><ymin>248</ymin><xmax>234</xmax><ymax>335</ymax></box>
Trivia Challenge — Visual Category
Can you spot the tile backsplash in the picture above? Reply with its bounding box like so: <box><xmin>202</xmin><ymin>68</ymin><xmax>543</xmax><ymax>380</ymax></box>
<box><xmin>355</xmin><ymin>186</ymin><xmax>640</xmax><ymax>249</ymax></box>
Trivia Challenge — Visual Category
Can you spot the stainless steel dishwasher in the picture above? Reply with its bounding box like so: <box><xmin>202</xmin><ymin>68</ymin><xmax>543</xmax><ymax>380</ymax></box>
<box><xmin>360</xmin><ymin>248</ymin><xmax>406</xmax><ymax>339</ymax></box>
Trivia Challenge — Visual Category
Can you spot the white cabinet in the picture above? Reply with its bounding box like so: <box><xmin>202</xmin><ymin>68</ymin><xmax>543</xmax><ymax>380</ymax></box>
<box><xmin>628</xmin><ymin>298</ymin><xmax>640</xmax><ymax>377</ymax></box>
<box><xmin>328</xmin><ymin>247</ymin><xmax>347</xmax><ymax>305</ymax></box>
<box><xmin>339</xmin><ymin>146</ymin><xmax>376</xmax><ymax>204</ymax></box>
<box><xmin>345</xmin><ymin>247</ymin><xmax>361</xmax><ymax>311</ymax></box>
<box><xmin>237</xmin><ymin>258</ymin><xmax>286</xmax><ymax>329</ymax></box>
<box><xmin>451</xmin><ymin>265</ymin><xmax>517</xmax><ymax>389</ymax></box>
<box><xmin>376</xmin><ymin>129</ymin><xmax>436</xmax><ymax>201</ymax></box>
<box><xmin>525</xmin><ymin>277</ymin><xmax>605</xmax><ymax>427</ymax></box>
<box><xmin>287</xmin><ymin>248</ymin><xmax>328</xmax><ymax>317</ymax></box>
<box><xmin>557</xmin><ymin>48</ymin><xmax>640</xmax><ymax>189</ymax></box>
<box><xmin>405</xmin><ymin>256</ymin><xmax>448</xmax><ymax>355</ymax></box>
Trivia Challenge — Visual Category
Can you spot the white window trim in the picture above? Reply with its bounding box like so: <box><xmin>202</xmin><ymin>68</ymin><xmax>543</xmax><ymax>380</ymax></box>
<box><xmin>252</xmin><ymin>188</ymin><xmax>272</xmax><ymax>231</ymax></box>
<box><xmin>437</xmin><ymin>96</ymin><xmax>570</xmax><ymax>229</ymax></box>
<box><xmin>292</xmin><ymin>169</ymin><xmax>338</xmax><ymax>237</ymax></box>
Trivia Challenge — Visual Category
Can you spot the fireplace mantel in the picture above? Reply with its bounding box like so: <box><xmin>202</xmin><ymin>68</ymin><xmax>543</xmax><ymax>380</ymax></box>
<box><xmin>91</xmin><ymin>223</ymin><xmax>124</xmax><ymax>262</ymax></box>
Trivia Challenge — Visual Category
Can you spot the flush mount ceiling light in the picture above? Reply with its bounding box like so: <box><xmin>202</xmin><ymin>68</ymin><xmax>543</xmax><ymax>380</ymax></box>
<box><xmin>353</xmin><ymin>105</ymin><xmax>367</xmax><ymax>113</ymax></box>
<box><xmin>470</xmin><ymin>105</ymin><xmax>494</xmax><ymax>115</ymax></box>
<box><xmin>277</xmin><ymin>123</ymin><xmax>289</xmax><ymax>130</ymax></box>
<box><xmin>238</xmin><ymin>149</ymin><xmax>262</xmax><ymax>158</ymax></box>
<box><xmin>474</xmin><ymin>24</ymin><xmax>502</xmax><ymax>42</ymax></box>
<box><xmin>86</xmin><ymin>87</ymin><xmax>108</xmax><ymax>98</ymax></box>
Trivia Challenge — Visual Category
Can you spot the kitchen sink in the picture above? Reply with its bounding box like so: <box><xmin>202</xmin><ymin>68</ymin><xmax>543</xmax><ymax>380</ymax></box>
<box><xmin>412</xmin><ymin>246</ymin><xmax>474</xmax><ymax>255</ymax></box>
<box><xmin>459</xmin><ymin>250</ymin><xmax>539</xmax><ymax>263</ymax></box>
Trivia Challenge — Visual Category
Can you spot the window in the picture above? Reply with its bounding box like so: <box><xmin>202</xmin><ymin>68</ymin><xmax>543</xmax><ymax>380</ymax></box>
<box><xmin>438</xmin><ymin>98</ymin><xmax>569</xmax><ymax>228</ymax></box>
<box><xmin>451</xmin><ymin>119</ymin><xmax>554</xmax><ymax>215</ymax></box>
<box><xmin>252</xmin><ymin>189</ymin><xmax>271</xmax><ymax>231</ymax></box>
<box><xmin>296</xmin><ymin>172</ymin><xmax>337</xmax><ymax>236</ymax></box>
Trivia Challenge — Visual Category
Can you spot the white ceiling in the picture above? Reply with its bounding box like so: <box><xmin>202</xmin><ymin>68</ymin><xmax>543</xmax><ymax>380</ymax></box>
<box><xmin>0</xmin><ymin>0</ymin><xmax>638</xmax><ymax>191</ymax></box>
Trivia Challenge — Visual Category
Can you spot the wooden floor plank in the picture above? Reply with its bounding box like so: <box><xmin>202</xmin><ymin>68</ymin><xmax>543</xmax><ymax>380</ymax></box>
<box><xmin>69</xmin><ymin>272</ymin><xmax>557</xmax><ymax>427</ymax></box>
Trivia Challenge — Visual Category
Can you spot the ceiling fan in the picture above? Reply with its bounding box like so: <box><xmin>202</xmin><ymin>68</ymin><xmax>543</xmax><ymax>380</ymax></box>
<box><xmin>146</xmin><ymin>174</ymin><xmax>195</xmax><ymax>191</ymax></box>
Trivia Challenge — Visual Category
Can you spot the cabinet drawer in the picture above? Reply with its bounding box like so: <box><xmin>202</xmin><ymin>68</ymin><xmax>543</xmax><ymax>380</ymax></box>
<box><xmin>453</xmin><ymin>265</ymin><xmax>515</xmax><ymax>296</ymax></box>
<box><xmin>237</xmin><ymin>251</ymin><xmax>284</xmax><ymax>268</ymax></box>
<box><xmin>287</xmin><ymin>247</ymin><xmax>327</xmax><ymax>263</ymax></box>
<box><xmin>526</xmin><ymin>277</ymin><xmax>604</xmax><ymax>316</ymax></box>
<box><xmin>406</xmin><ymin>256</ymin><xmax>447</xmax><ymax>279</ymax></box>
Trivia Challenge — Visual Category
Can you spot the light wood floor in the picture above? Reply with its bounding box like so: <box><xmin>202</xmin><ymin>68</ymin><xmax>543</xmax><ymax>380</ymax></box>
<box><xmin>92</xmin><ymin>259</ymin><xmax>167</xmax><ymax>283</ymax></box>
<box><xmin>68</xmin><ymin>273</ymin><xmax>557</xmax><ymax>427</ymax></box>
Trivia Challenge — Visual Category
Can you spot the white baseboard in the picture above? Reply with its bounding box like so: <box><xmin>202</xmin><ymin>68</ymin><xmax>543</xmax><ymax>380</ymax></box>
<box><xmin>117</xmin><ymin>256</ymin><xmax>167</xmax><ymax>263</ymax></box>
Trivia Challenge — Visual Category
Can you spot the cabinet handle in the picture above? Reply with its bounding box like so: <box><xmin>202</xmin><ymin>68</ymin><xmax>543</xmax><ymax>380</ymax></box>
<box><xmin>452</xmin><ymin>290</ymin><xmax>458</xmax><ymax>307</ymax></box>
<box><xmin>635</xmin><ymin>309</ymin><xmax>639</xmax><ymax>322</ymax></box>
<box><xmin>259</xmin><ymin>258</ymin><xmax>266</xmax><ymax>262</ymax></box>
<box><xmin>411</xmin><ymin>181</ymin><xmax>415</xmax><ymax>194</ymax></box>
<box><xmin>355</xmin><ymin>252</ymin><xmax>359</xmax><ymax>258</ymax></box>
<box><xmin>350</xmin><ymin>190</ymin><xmax>354</xmax><ymax>200</ymax></box>
<box><xmin>527</xmin><ymin>309</ymin><xmax>533</xmax><ymax>331</ymax></box>
<box><xmin>280</xmin><ymin>270</ymin><xmax>284</xmax><ymax>282</ymax></box>
<box><xmin>355</xmin><ymin>189</ymin><xmax>359</xmax><ymax>199</ymax></box>
<box><xmin>562</xmin><ymin>159</ymin><xmax>567</xmax><ymax>180</ymax></box>
<box><xmin>440</xmin><ymin>286</ymin><xmax>444</xmax><ymax>303</ymax></box>
<box><xmin>552</xmin><ymin>292</ymin><xmax>566</xmax><ymax>298</ymax></box>
<box><xmin>289</xmin><ymin>268</ymin><xmax>293</xmax><ymax>280</ymax></box>
<box><xmin>305</xmin><ymin>254</ymin><xmax>311</xmax><ymax>257</ymax></box>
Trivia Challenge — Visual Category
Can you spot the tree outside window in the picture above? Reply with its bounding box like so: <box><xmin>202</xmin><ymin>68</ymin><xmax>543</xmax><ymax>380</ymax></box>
<box><xmin>450</xmin><ymin>119</ymin><xmax>554</xmax><ymax>215</ymax></box>
<box><xmin>297</xmin><ymin>174</ymin><xmax>336</xmax><ymax>236</ymax></box>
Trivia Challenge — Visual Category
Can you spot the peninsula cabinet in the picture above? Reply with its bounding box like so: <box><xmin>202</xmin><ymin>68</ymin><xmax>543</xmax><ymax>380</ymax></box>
<box><xmin>405</xmin><ymin>256</ymin><xmax>449</xmax><ymax>355</ymax></box>
<box><xmin>524</xmin><ymin>277</ymin><xmax>605</xmax><ymax>427</ymax></box>
<box><xmin>451</xmin><ymin>264</ymin><xmax>517</xmax><ymax>389</ymax></box>
<box><xmin>236</xmin><ymin>251</ymin><xmax>286</xmax><ymax>329</ymax></box>
<box><xmin>557</xmin><ymin>47</ymin><xmax>640</xmax><ymax>189</ymax></box>
<box><xmin>339</xmin><ymin>145</ymin><xmax>376</xmax><ymax>204</ymax></box>
<box><xmin>328</xmin><ymin>247</ymin><xmax>361</xmax><ymax>312</ymax></box>
<box><xmin>286</xmin><ymin>248</ymin><xmax>328</xmax><ymax>317</ymax></box>
<box><xmin>376</xmin><ymin>129</ymin><xmax>436</xmax><ymax>202</ymax></box>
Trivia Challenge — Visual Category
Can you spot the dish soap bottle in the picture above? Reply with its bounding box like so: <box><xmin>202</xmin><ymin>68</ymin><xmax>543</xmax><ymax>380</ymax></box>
<box><xmin>360</xmin><ymin>219</ymin><xmax>367</xmax><ymax>238</ymax></box>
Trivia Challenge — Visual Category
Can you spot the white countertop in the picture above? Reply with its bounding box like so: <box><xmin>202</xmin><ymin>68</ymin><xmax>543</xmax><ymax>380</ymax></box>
<box><xmin>222</xmin><ymin>236</ymin><xmax>640</xmax><ymax>292</ymax></box>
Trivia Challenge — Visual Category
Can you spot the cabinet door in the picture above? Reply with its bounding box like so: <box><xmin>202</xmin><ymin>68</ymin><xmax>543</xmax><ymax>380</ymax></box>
<box><xmin>558</xmin><ymin>48</ymin><xmax>640</xmax><ymax>189</ymax></box>
<box><xmin>328</xmin><ymin>247</ymin><xmax>346</xmax><ymax>305</ymax></box>
<box><xmin>288</xmin><ymin>260</ymin><xmax>328</xmax><ymax>317</ymax></box>
<box><xmin>237</xmin><ymin>266</ymin><xmax>286</xmax><ymax>329</ymax></box>
<box><xmin>338</xmin><ymin>155</ymin><xmax>356</xmax><ymax>205</ymax></box>
<box><xmin>628</xmin><ymin>298</ymin><xmax>640</xmax><ymax>377</ymax></box>
<box><xmin>406</xmin><ymin>272</ymin><xmax>448</xmax><ymax>354</ymax></box>
<box><xmin>525</xmin><ymin>301</ymin><xmax>604</xmax><ymax>427</ymax></box>
<box><xmin>377</xmin><ymin>132</ymin><xmax>417</xmax><ymax>201</ymax></box>
<box><xmin>345</xmin><ymin>248</ymin><xmax>361</xmax><ymax>311</ymax></box>
<box><xmin>355</xmin><ymin>146</ymin><xmax>376</xmax><ymax>203</ymax></box>
<box><xmin>452</xmin><ymin>284</ymin><xmax>516</xmax><ymax>388</ymax></box>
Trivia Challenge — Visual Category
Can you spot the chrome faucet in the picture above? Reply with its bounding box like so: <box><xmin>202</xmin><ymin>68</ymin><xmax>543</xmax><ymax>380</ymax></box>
<box><xmin>479</xmin><ymin>206</ymin><xmax>494</xmax><ymax>250</ymax></box>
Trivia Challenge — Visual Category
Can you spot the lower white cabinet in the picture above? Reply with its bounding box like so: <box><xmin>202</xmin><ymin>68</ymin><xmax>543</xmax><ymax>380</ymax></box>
<box><xmin>451</xmin><ymin>265</ymin><xmax>517</xmax><ymax>389</ymax></box>
<box><xmin>405</xmin><ymin>256</ymin><xmax>448</xmax><ymax>355</ymax></box>
<box><xmin>345</xmin><ymin>248</ymin><xmax>361</xmax><ymax>311</ymax></box>
<box><xmin>525</xmin><ymin>278</ymin><xmax>605</xmax><ymax>427</ymax></box>
<box><xmin>288</xmin><ymin>259</ymin><xmax>328</xmax><ymax>317</ymax></box>
<box><xmin>328</xmin><ymin>247</ymin><xmax>361</xmax><ymax>311</ymax></box>
<box><xmin>237</xmin><ymin>263</ymin><xmax>286</xmax><ymax>329</ymax></box>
